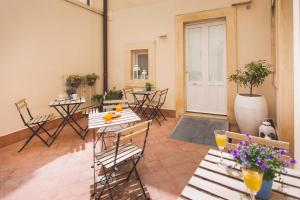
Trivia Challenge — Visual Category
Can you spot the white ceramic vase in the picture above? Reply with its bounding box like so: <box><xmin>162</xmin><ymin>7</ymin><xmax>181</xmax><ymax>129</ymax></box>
<box><xmin>234</xmin><ymin>94</ymin><xmax>268</xmax><ymax>136</ymax></box>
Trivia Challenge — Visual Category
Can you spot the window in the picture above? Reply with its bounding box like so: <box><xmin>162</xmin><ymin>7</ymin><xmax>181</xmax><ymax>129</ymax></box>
<box><xmin>132</xmin><ymin>50</ymin><xmax>149</xmax><ymax>80</ymax></box>
<box><xmin>125</xmin><ymin>41</ymin><xmax>155</xmax><ymax>87</ymax></box>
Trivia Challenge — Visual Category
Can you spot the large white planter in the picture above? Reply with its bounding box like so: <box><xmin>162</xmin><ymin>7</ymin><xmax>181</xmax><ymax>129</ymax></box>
<box><xmin>234</xmin><ymin>94</ymin><xmax>268</xmax><ymax>136</ymax></box>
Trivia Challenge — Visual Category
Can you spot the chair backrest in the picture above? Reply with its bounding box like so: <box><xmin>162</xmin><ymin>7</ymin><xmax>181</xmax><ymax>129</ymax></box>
<box><xmin>15</xmin><ymin>99</ymin><xmax>33</xmax><ymax>125</ymax></box>
<box><xmin>225</xmin><ymin>131</ymin><xmax>289</xmax><ymax>150</ymax></box>
<box><xmin>115</xmin><ymin>120</ymin><xmax>152</xmax><ymax>153</ymax></box>
<box><xmin>157</xmin><ymin>88</ymin><xmax>168</xmax><ymax>106</ymax></box>
<box><xmin>123</xmin><ymin>88</ymin><xmax>133</xmax><ymax>101</ymax></box>
<box><xmin>102</xmin><ymin>99</ymin><xmax>129</xmax><ymax>111</ymax></box>
<box><xmin>226</xmin><ymin>131</ymin><xmax>291</xmax><ymax>161</ymax></box>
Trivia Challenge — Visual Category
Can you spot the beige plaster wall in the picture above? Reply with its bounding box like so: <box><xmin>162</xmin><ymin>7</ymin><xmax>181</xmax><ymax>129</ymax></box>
<box><xmin>108</xmin><ymin>0</ymin><xmax>275</xmax><ymax>119</ymax></box>
<box><xmin>0</xmin><ymin>0</ymin><xmax>103</xmax><ymax>136</ymax></box>
<box><xmin>275</xmin><ymin>0</ymin><xmax>294</xmax><ymax>148</ymax></box>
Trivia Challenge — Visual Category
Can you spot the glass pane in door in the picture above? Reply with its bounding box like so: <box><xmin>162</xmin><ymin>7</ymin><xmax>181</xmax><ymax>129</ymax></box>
<box><xmin>187</xmin><ymin>27</ymin><xmax>202</xmax><ymax>81</ymax></box>
<box><xmin>208</xmin><ymin>24</ymin><xmax>225</xmax><ymax>81</ymax></box>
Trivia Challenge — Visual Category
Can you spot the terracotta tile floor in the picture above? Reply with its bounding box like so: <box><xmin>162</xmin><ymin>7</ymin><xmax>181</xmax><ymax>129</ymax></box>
<box><xmin>0</xmin><ymin>117</ymin><xmax>211</xmax><ymax>200</ymax></box>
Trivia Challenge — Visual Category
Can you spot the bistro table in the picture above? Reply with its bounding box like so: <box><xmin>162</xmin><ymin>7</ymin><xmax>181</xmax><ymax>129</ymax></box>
<box><xmin>88</xmin><ymin>109</ymin><xmax>141</xmax><ymax>195</ymax></box>
<box><xmin>49</xmin><ymin>98</ymin><xmax>87</xmax><ymax>141</ymax></box>
<box><xmin>179</xmin><ymin>149</ymin><xmax>300</xmax><ymax>200</ymax></box>
<box><xmin>130</xmin><ymin>90</ymin><xmax>157</xmax><ymax>116</ymax></box>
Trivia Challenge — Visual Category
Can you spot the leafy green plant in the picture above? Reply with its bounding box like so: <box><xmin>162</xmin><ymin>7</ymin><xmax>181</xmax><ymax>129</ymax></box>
<box><xmin>85</xmin><ymin>73</ymin><xmax>99</xmax><ymax>86</ymax></box>
<box><xmin>91</xmin><ymin>94</ymin><xmax>103</xmax><ymax>103</ymax></box>
<box><xmin>145</xmin><ymin>82</ymin><xmax>152</xmax><ymax>91</ymax></box>
<box><xmin>229</xmin><ymin>60</ymin><xmax>272</xmax><ymax>96</ymax></box>
<box><xmin>105</xmin><ymin>87</ymin><xmax>123</xmax><ymax>100</ymax></box>
<box><xmin>65</xmin><ymin>75</ymin><xmax>83</xmax><ymax>88</ymax></box>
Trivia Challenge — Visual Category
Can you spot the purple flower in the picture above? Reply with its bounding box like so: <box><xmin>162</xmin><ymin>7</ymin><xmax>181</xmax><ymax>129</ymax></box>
<box><xmin>280</xmin><ymin>149</ymin><xmax>287</xmax><ymax>155</ymax></box>
<box><xmin>261</xmin><ymin>162</ymin><xmax>268</xmax><ymax>170</ymax></box>
<box><xmin>266</xmin><ymin>155</ymin><xmax>273</xmax><ymax>160</ymax></box>
<box><xmin>291</xmin><ymin>159</ymin><xmax>296</xmax><ymax>164</ymax></box>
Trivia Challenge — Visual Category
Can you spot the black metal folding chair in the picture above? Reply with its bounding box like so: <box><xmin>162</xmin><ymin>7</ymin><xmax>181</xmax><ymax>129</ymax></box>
<box><xmin>144</xmin><ymin>89</ymin><xmax>168</xmax><ymax>126</ymax></box>
<box><xmin>15</xmin><ymin>99</ymin><xmax>55</xmax><ymax>152</ymax></box>
<box><xmin>123</xmin><ymin>88</ymin><xmax>139</xmax><ymax>111</ymax></box>
<box><xmin>93</xmin><ymin>120</ymin><xmax>152</xmax><ymax>200</ymax></box>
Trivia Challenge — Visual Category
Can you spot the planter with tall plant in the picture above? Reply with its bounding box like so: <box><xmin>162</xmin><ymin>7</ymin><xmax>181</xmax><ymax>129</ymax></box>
<box><xmin>229</xmin><ymin>60</ymin><xmax>272</xmax><ymax>135</ymax></box>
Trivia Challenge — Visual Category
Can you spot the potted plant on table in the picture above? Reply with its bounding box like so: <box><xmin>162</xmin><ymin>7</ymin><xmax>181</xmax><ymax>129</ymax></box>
<box><xmin>229</xmin><ymin>60</ymin><xmax>272</xmax><ymax>135</ymax></box>
<box><xmin>65</xmin><ymin>75</ymin><xmax>83</xmax><ymax>99</ymax></box>
<box><xmin>231</xmin><ymin>138</ymin><xmax>296</xmax><ymax>200</ymax></box>
<box><xmin>145</xmin><ymin>82</ymin><xmax>152</xmax><ymax>92</ymax></box>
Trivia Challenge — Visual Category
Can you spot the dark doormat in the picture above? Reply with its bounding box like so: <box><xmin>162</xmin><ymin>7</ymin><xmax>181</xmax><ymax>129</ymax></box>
<box><xmin>170</xmin><ymin>116</ymin><xmax>229</xmax><ymax>146</ymax></box>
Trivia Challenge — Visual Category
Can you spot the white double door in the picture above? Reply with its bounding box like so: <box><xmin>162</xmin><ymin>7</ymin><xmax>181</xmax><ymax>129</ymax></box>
<box><xmin>186</xmin><ymin>21</ymin><xmax>227</xmax><ymax>115</ymax></box>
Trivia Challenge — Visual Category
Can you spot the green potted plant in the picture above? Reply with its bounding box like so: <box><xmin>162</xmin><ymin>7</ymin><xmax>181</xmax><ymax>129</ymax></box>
<box><xmin>65</xmin><ymin>75</ymin><xmax>83</xmax><ymax>88</ymax></box>
<box><xmin>105</xmin><ymin>87</ymin><xmax>123</xmax><ymax>100</ymax></box>
<box><xmin>85</xmin><ymin>73</ymin><xmax>99</xmax><ymax>86</ymax></box>
<box><xmin>229</xmin><ymin>60</ymin><xmax>272</xmax><ymax>135</ymax></box>
<box><xmin>145</xmin><ymin>82</ymin><xmax>152</xmax><ymax>91</ymax></box>
<box><xmin>91</xmin><ymin>94</ymin><xmax>103</xmax><ymax>104</ymax></box>
<box><xmin>231</xmin><ymin>137</ymin><xmax>296</xmax><ymax>200</ymax></box>
<box><xmin>65</xmin><ymin>75</ymin><xmax>83</xmax><ymax>99</ymax></box>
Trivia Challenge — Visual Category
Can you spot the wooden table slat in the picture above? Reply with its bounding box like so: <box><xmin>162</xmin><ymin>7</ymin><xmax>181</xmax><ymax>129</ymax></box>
<box><xmin>189</xmin><ymin>175</ymin><xmax>249</xmax><ymax>200</ymax></box>
<box><xmin>181</xmin><ymin>185</ymin><xmax>222</xmax><ymax>200</ymax></box>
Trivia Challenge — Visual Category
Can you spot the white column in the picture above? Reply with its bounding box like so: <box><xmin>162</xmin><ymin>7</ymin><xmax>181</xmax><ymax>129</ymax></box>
<box><xmin>293</xmin><ymin>0</ymin><xmax>300</xmax><ymax>170</ymax></box>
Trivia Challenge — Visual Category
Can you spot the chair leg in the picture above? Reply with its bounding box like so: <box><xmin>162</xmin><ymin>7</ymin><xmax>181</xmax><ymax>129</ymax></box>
<box><xmin>127</xmin><ymin>157</ymin><xmax>147</xmax><ymax>199</ymax></box>
<box><xmin>39</xmin><ymin>125</ymin><xmax>53</xmax><ymax>138</ymax></box>
<box><xmin>158</xmin><ymin>109</ymin><xmax>167</xmax><ymax>121</ymax></box>
<box><xmin>98</xmin><ymin>168</ymin><xmax>114</xmax><ymax>200</ymax></box>
<box><xmin>18</xmin><ymin>133</ymin><xmax>35</xmax><ymax>152</ymax></box>
<box><xmin>134</xmin><ymin>168</ymin><xmax>147</xmax><ymax>199</ymax></box>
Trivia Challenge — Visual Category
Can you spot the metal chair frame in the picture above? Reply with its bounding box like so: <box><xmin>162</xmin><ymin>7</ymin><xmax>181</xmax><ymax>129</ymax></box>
<box><xmin>15</xmin><ymin>99</ymin><xmax>55</xmax><ymax>152</ymax></box>
<box><xmin>144</xmin><ymin>89</ymin><xmax>168</xmax><ymax>125</ymax></box>
<box><xmin>123</xmin><ymin>88</ymin><xmax>139</xmax><ymax>111</ymax></box>
<box><xmin>94</xmin><ymin>120</ymin><xmax>152</xmax><ymax>200</ymax></box>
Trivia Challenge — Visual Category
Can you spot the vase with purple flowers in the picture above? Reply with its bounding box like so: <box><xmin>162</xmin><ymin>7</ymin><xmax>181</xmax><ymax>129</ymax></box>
<box><xmin>230</xmin><ymin>136</ymin><xmax>296</xmax><ymax>200</ymax></box>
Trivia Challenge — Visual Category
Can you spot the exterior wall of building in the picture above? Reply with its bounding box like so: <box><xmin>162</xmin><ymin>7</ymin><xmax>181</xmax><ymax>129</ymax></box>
<box><xmin>274</xmin><ymin>0</ymin><xmax>294</xmax><ymax>150</ymax></box>
<box><xmin>293</xmin><ymin>0</ymin><xmax>300</xmax><ymax>169</ymax></box>
<box><xmin>108</xmin><ymin>0</ymin><xmax>275</xmax><ymax>122</ymax></box>
<box><xmin>0</xmin><ymin>0</ymin><xmax>103</xmax><ymax>136</ymax></box>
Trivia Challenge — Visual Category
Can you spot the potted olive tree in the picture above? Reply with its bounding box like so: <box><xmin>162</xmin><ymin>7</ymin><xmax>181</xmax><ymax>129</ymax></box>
<box><xmin>229</xmin><ymin>60</ymin><xmax>272</xmax><ymax>135</ymax></box>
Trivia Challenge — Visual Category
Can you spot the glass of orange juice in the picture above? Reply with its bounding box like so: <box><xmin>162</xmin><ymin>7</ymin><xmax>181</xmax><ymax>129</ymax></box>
<box><xmin>104</xmin><ymin>113</ymin><xmax>112</xmax><ymax>122</ymax></box>
<box><xmin>242</xmin><ymin>169</ymin><xmax>263</xmax><ymax>200</ymax></box>
<box><xmin>116</xmin><ymin>104</ymin><xmax>122</xmax><ymax>112</ymax></box>
<box><xmin>214</xmin><ymin>130</ymin><xmax>227</xmax><ymax>166</ymax></box>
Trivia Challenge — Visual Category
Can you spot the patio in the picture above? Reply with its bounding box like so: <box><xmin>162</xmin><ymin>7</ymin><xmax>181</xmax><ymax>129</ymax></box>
<box><xmin>1</xmin><ymin>0</ymin><xmax>300</xmax><ymax>199</ymax></box>
<box><xmin>0</xmin><ymin>117</ymin><xmax>211</xmax><ymax>200</ymax></box>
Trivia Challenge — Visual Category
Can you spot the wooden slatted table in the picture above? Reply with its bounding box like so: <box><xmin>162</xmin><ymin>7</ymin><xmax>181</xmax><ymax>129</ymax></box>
<box><xmin>49</xmin><ymin>98</ymin><xmax>87</xmax><ymax>140</ymax></box>
<box><xmin>88</xmin><ymin>109</ymin><xmax>141</xmax><ymax>129</ymax></box>
<box><xmin>179</xmin><ymin>149</ymin><xmax>300</xmax><ymax>200</ymax></box>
